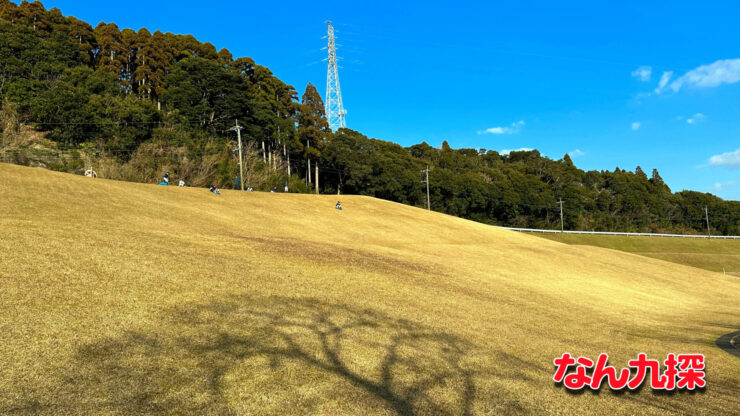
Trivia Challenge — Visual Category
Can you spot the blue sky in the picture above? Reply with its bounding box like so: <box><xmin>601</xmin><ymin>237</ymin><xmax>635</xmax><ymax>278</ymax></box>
<box><xmin>47</xmin><ymin>0</ymin><xmax>740</xmax><ymax>200</ymax></box>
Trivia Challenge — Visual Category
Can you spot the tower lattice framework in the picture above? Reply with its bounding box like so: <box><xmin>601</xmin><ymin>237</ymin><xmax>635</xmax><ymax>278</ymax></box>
<box><xmin>324</xmin><ymin>21</ymin><xmax>346</xmax><ymax>131</ymax></box>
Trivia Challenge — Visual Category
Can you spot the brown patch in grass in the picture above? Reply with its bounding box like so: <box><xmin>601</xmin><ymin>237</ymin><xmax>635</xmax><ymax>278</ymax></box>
<box><xmin>232</xmin><ymin>235</ymin><xmax>443</xmax><ymax>278</ymax></box>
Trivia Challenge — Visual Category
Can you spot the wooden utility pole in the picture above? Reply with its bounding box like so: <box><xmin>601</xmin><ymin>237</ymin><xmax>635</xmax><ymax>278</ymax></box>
<box><xmin>229</xmin><ymin>120</ymin><xmax>244</xmax><ymax>191</ymax></box>
<box><xmin>306</xmin><ymin>140</ymin><xmax>311</xmax><ymax>184</ymax></box>
<box><xmin>422</xmin><ymin>166</ymin><xmax>431</xmax><ymax>210</ymax></box>
<box><xmin>286</xmin><ymin>144</ymin><xmax>291</xmax><ymax>177</ymax></box>
<box><xmin>705</xmin><ymin>206</ymin><xmax>711</xmax><ymax>238</ymax></box>
<box><xmin>559</xmin><ymin>198</ymin><xmax>564</xmax><ymax>232</ymax></box>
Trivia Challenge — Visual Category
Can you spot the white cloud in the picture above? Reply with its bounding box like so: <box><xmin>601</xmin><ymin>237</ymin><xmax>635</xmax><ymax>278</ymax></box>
<box><xmin>631</xmin><ymin>122</ymin><xmax>641</xmax><ymax>131</ymax></box>
<box><xmin>709</xmin><ymin>148</ymin><xmax>740</xmax><ymax>169</ymax></box>
<box><xmin>482</xmin><ymin>127</ymin><xmax>512</xmax><ymax>135</ymax></box>
<box><xmin>499</xmin><ymin>147</ymin><xmax>533</xmax><ymax>155</ymax></box>
<box><xmin>714</xmin><ymin>180</ymin><xmax>740</xmax><ymax>191</ymax></box>
<box><xmin>686</xmin><ymin>113</ymin><xmax>705</xmax><ymax>124</ymax></box>
<box><xmin>654</xmin><ymin>71</ymin><xmax>673</xmax><ymax>93</ymax></box>
<box><xmin>478</xmin><ymin>120</ymin><xmax>525</xmax><ymax>135</ymax></box>
<box><xmin>631</xmin><ymin>66</ymin><xmax>652</xmax><ymax>81</ymax></box>
<box><xmin>655</xmin><ymin>58</ymin><xmax>740</xmax><ymax>94</ymax></box>
<box><xmin>569</xmin><ymin>149</ymin><xmax>585</xmax><ymax>158</ymax></box>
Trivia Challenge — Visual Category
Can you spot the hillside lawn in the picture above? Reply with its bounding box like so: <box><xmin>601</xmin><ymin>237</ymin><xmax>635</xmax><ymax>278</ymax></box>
<box><xmin>534</xmin><ymin>233</ymin><xmax>740</xmax><ymax>277</ymax></box>
<box><xmin>0</xmin><ymin>163</ymin><xmax>738</xmax><ymax>415</ymax></box>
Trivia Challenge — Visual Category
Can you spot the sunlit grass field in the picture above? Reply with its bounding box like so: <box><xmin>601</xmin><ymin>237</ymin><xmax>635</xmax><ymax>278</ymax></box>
<box><xmin>534</xmin><ymin>233</ymin><xmax>740</xmax><ymax>277</ymax></box>
<box><xmin>0</xmin><ymin>163</ymin><xmax>738</xmax><ymax>415</ymax></box>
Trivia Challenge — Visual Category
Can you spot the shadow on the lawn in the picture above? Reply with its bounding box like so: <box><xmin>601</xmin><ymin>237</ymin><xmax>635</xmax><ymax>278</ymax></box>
<box><xmin>66</xmin><ymin>295</ymin><xmax>489</xmax><ymax>415</ymax></box>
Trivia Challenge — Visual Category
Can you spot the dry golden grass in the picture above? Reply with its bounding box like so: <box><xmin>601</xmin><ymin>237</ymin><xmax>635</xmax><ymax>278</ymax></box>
<box><xmin>534</xmin><ymin>232</ymin><xmax>740</xmax><ymax>277</ymax></box>
<box><xmin>0</xmin><ymin>162</ymin><xmax>738</xmax><ymax>415</ymax></box>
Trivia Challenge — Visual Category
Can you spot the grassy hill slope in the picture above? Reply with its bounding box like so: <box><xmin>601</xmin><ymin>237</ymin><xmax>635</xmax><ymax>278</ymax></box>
<box><xmin>535</xmin><ymin>233</ymin><xmax>740</xmax><ymax>277</ymax></box>
<box><xmin>0</xmin><ymin>163</ymin><xmax>738</xmax><ymax>415</ymax></box>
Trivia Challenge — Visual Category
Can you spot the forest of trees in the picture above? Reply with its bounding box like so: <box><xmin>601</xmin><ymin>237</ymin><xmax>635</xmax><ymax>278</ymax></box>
<box><xmin>1</xmin><ymin>0</ymin><xmax>739</xmax><ymax>235</ymax></box>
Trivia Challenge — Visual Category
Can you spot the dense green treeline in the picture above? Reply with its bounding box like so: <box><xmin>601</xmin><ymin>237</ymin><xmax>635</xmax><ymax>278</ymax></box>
<box><xmin>1</xmin><ymin>0</ymin><xmax>738</xmax><ymax>234</ymax></box>
<box><xmin>322</xmin><ymin>130</ymin><xmax>740</xmax><ymax>235</ymax></box>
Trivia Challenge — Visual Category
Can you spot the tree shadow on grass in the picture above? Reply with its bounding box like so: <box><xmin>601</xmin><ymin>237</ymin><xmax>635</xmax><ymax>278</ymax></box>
<box><xmin>59</xmin><ymin>296</ymin><xmax>493</xmax><ymax>415</ymax></box>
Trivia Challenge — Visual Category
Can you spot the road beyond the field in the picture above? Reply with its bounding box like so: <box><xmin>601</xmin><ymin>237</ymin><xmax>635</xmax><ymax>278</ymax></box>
<box><xmin>716</xmin><ymin>331</ymin><xmax>740</xmax><ymax>358</ymax></box>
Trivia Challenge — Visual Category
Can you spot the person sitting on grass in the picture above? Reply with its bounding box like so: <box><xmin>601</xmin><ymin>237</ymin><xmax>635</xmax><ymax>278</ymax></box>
<box><xmin>209</xmin><ymin>185</ymin><xmax>221</xmax><ymax>195</ymax></box>
<box><xmin>178</xmin><ymin>179</ymin><xmax>185</xmax><ymax>187</ymax></box>
<box><xmin>335</xmin><ymin>201</ymin><xmax>342</xmax><ymax>210</ymax></box>
<box><xmin>163</xmin><ymin>172</ymin><xmax>170</xmax><ymax>185</ymax></box>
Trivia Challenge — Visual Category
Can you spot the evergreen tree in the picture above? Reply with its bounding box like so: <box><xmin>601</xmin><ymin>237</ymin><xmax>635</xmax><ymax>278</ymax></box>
<box><xmin>67</xmin><ymin>16</ymin><xmax>96</xmax><ymax>65</ymax></box>
<box><xmin>563</xmin><ymin>153</ymin><xmax>573</xmax><ymax>166</ymax></box>
<box><xmin>298</xmin><ymin>83</ymin><xmax>330</xmax><ymax>179</ymax></box>
<box><xmin>17</xmin><ymin>0</ymin><xmax>49</xmax><ymax>34</ymax></box>
<box><xmin>635</xmin><ymin>166</ymin><xmax>647</xmax><ymax>180</ymax></box>
<box><xmin>94</xmin><ymin>22</ymin><xmax>125</xmax><ymax>78</ymax></box>
<box><xmin>650</xmin><ymin>168</ymin><xmax>669</xmax><ymax>191</ymax></box>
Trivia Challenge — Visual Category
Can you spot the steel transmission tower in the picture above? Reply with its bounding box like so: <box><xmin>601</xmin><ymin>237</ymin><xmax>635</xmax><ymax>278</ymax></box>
<box><xmin>324</xmin><ymin>21</ymin><xmax>346</xmax><ymax>131</ymax></box>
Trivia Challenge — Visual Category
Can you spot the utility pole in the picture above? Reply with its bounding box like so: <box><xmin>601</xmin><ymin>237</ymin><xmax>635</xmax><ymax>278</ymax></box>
<box><xmin>559</xmin><ymin>198</ymin><xmax>564</xmax><ymax>232</ymax></box>
<box><xmin>705</xmin><ymin>206</ymin><xmax>711</xmax><ymax>238</ymax></box>
<box><xmin>307</xmin><ymin>140</ymin><xmax>311</xmax><ymax>184</ymax></box>
<box><xmin>285</xmin><ymin>143</ymin><xmax>290</xmax><ymax>177</ymax></box>
<box><xmin>421</xmin><ymin>166</ymin><xmax>431</xmax><ymax>210</ymax></box>
<box><xmin>229</xmin><ymin>120</ymin><xmax>244</xmax><ymax>191</ymax></box>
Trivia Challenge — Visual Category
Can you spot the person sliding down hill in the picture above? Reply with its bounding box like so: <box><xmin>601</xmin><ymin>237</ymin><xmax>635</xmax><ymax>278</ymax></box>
<box><xmin>209</xmin><ymin>185</ymin><xmax>221</xmax><ymax>195</ymax></box>
<box><xmin>335</xmin><ymin>201</ymin><xmax>342</xmax><ymax>210</ymax></box>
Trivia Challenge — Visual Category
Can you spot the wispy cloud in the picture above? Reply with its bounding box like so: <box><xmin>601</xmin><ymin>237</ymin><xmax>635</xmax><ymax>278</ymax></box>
<box><xmin>478</xmin><ymin>120</ymin><xmax>525</xmax><ymax>135</ymax></box>
<box><xmin>686</xmin><ymin>113</ymin><xmax>705</xmax><ymax>124</ymax></box>
<box><xmin>631</xmin><ymin>122</ymin><xmax>641</xmax><ymax>131</ymax></box>
<box><xmin>569</xmin><ymin>149</ymin><xmax>585</xmax><ymax>158</ymax></box>
<box><xmin>714</xmin><ymin>180</ymin><xmax>740</xmax><ymax>191</ymax></box>
<box><xmin>655</xmin><ymin>58</ymin><xmax>740</xmax><ymax>94</ymax></box>
<box><xmin>631</xmin><ymin>66</ymin><xmax>652</xmax><ymax>82</ymax></box>
<box><xmin>709</xmin><ymin>148</ymin><xmax>740</xmax><ymax>169</ymax></box>
<box><xmin>654</xmin><ymin>71</ymin><xmax>673</xmax><ymax>93</ymax></box>
<box><xmin>499</xmin><ymin>147</ymin><xmax>533</xmax><ymax>155</ymax></box>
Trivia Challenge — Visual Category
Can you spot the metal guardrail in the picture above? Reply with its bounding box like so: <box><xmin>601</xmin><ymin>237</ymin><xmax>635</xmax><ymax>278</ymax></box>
<box><xmin>499</xmin><ymin>227</ymin><xmax>740</xmax><ymax>239</ymax></box>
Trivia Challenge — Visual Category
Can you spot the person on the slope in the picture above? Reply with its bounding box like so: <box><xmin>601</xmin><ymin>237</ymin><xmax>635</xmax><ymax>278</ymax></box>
<box><xmin>209</xmin><ymin>185</ymin><xmax>220</xmax><ymax>195</ymax></box>
<box><xmin>163</xmin><ymin>172</ymin><xmax>170</xmax><ymax>185</ymax></box>
<box><xmin>335</xmin><ymin>201</ymin><xmax>342</xmax><ymax>210</ymax></box>
<box><xmin>178</xmin><ymin>179</ymin><xmax>185</xmax><ymax>187</ymax></box>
